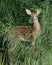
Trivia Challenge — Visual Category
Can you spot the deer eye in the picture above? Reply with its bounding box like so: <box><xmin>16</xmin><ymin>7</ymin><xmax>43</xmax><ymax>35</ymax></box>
<box><xmin>35</xmin><ymin>16</ymin><xmax>37</xmax><ymax>18</ymax></box>
<box><xmin>35</xmin><ymin>14</ymin><xmax>38</xmax><ymax>17</ymax></box>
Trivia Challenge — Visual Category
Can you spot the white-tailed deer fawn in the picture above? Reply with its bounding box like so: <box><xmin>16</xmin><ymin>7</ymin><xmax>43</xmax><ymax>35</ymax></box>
<box><xmin>8</xmin><ymin>8</ymin><xmax>41</xmax><ymax>49</ymax></box>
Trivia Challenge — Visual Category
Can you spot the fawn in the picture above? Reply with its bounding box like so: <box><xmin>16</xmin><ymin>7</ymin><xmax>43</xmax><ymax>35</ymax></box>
<box><xmin>8</xmin><ymin>8</ymin><xmax>41</xmax><ymax>49</ymax></box>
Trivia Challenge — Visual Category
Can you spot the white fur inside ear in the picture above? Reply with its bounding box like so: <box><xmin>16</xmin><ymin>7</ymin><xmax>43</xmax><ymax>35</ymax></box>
<box><xmin>25</xmin><ymin>9</ymin><xmax>31</xmax><ymax>15</ymax></box>
<box><xmin>37</xmin><ymin>8</ymin><xmax>41</xmax><ymax>15</ymax></box>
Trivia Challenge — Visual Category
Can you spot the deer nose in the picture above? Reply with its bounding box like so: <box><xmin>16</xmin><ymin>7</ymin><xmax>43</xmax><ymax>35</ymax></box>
<box><xmin>31</xmin><ymin>17</ymin><xmax>34</xmax><ymax>21</ymax></box>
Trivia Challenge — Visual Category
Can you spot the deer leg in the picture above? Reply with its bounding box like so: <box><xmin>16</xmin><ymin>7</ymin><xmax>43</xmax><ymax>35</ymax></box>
<box><xmin>32</xmin><ymin>39</ymin><xmax>35</xmax><ymax>47</ymax></box>
<box><xmin>32</xmin><ymin>32</ymin><xmax>37</xmax><ymax>48</ymax></box>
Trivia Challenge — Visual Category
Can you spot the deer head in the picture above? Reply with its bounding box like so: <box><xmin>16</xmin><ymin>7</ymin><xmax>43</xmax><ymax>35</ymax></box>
<box><xmin>25</xmin><ymin>8</ymin><xmax>41</xmax><ymax>21</ymax></box>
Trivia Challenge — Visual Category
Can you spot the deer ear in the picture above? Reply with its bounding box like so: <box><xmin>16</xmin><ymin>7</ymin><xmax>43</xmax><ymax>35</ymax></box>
<box><xmin>25</xmin><ymin>9</ymin><xmax>31</xmax><ymax>15</ymax></box>
<box><xmin>37</xmin><ymin>8</ymin><xmax>41</xmax><ymax>15</ymax></box>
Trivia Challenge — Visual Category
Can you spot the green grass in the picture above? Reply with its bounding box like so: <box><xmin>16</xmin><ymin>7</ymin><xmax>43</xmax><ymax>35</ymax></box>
<box><xmin>0</xmin><ymin>53</ymin><xmax>2</xmax><ymax>65</ymax></box>
<box><xmin>0</xmin><ymin>0</ymin><xmax>52</xmax><ymax>65</ymax></box>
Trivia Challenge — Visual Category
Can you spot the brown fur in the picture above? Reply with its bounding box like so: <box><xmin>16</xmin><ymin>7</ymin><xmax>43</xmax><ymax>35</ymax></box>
<box><xmin>8</xmin><ymin>9</ymin><xmax>41</xmax><ymax>52</ymax></box>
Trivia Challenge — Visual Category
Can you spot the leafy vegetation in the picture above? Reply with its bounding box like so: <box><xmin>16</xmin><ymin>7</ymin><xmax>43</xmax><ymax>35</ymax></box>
<box><xmin>0</xmin><ymin>0</ymin><xmax>52</xmax><ymax>65</ymax></box>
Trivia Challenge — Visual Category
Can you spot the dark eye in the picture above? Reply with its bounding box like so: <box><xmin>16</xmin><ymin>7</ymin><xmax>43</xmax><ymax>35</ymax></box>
<box><xmin>35</xmin><ymin>15</ymin><xmax>37</xmax><ymax>17</ymax></box>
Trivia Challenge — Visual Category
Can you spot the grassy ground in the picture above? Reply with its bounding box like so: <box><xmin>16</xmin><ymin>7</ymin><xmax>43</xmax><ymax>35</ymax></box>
<box><xmin>0</xmin><ymin>54</ymin><xmax>2</xmax><ymax>65</ymax></box>
<box><xmin>0</xmin><ymin>0</ymin><xmax>52</xmax><ymax>65</ymax></box>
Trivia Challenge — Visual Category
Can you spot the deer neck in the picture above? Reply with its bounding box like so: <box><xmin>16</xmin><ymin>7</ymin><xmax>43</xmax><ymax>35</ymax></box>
<box><xmin>33</xmin><ymin>18</ymin><xmax>41</xmax><ymax>32</ymax></box>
